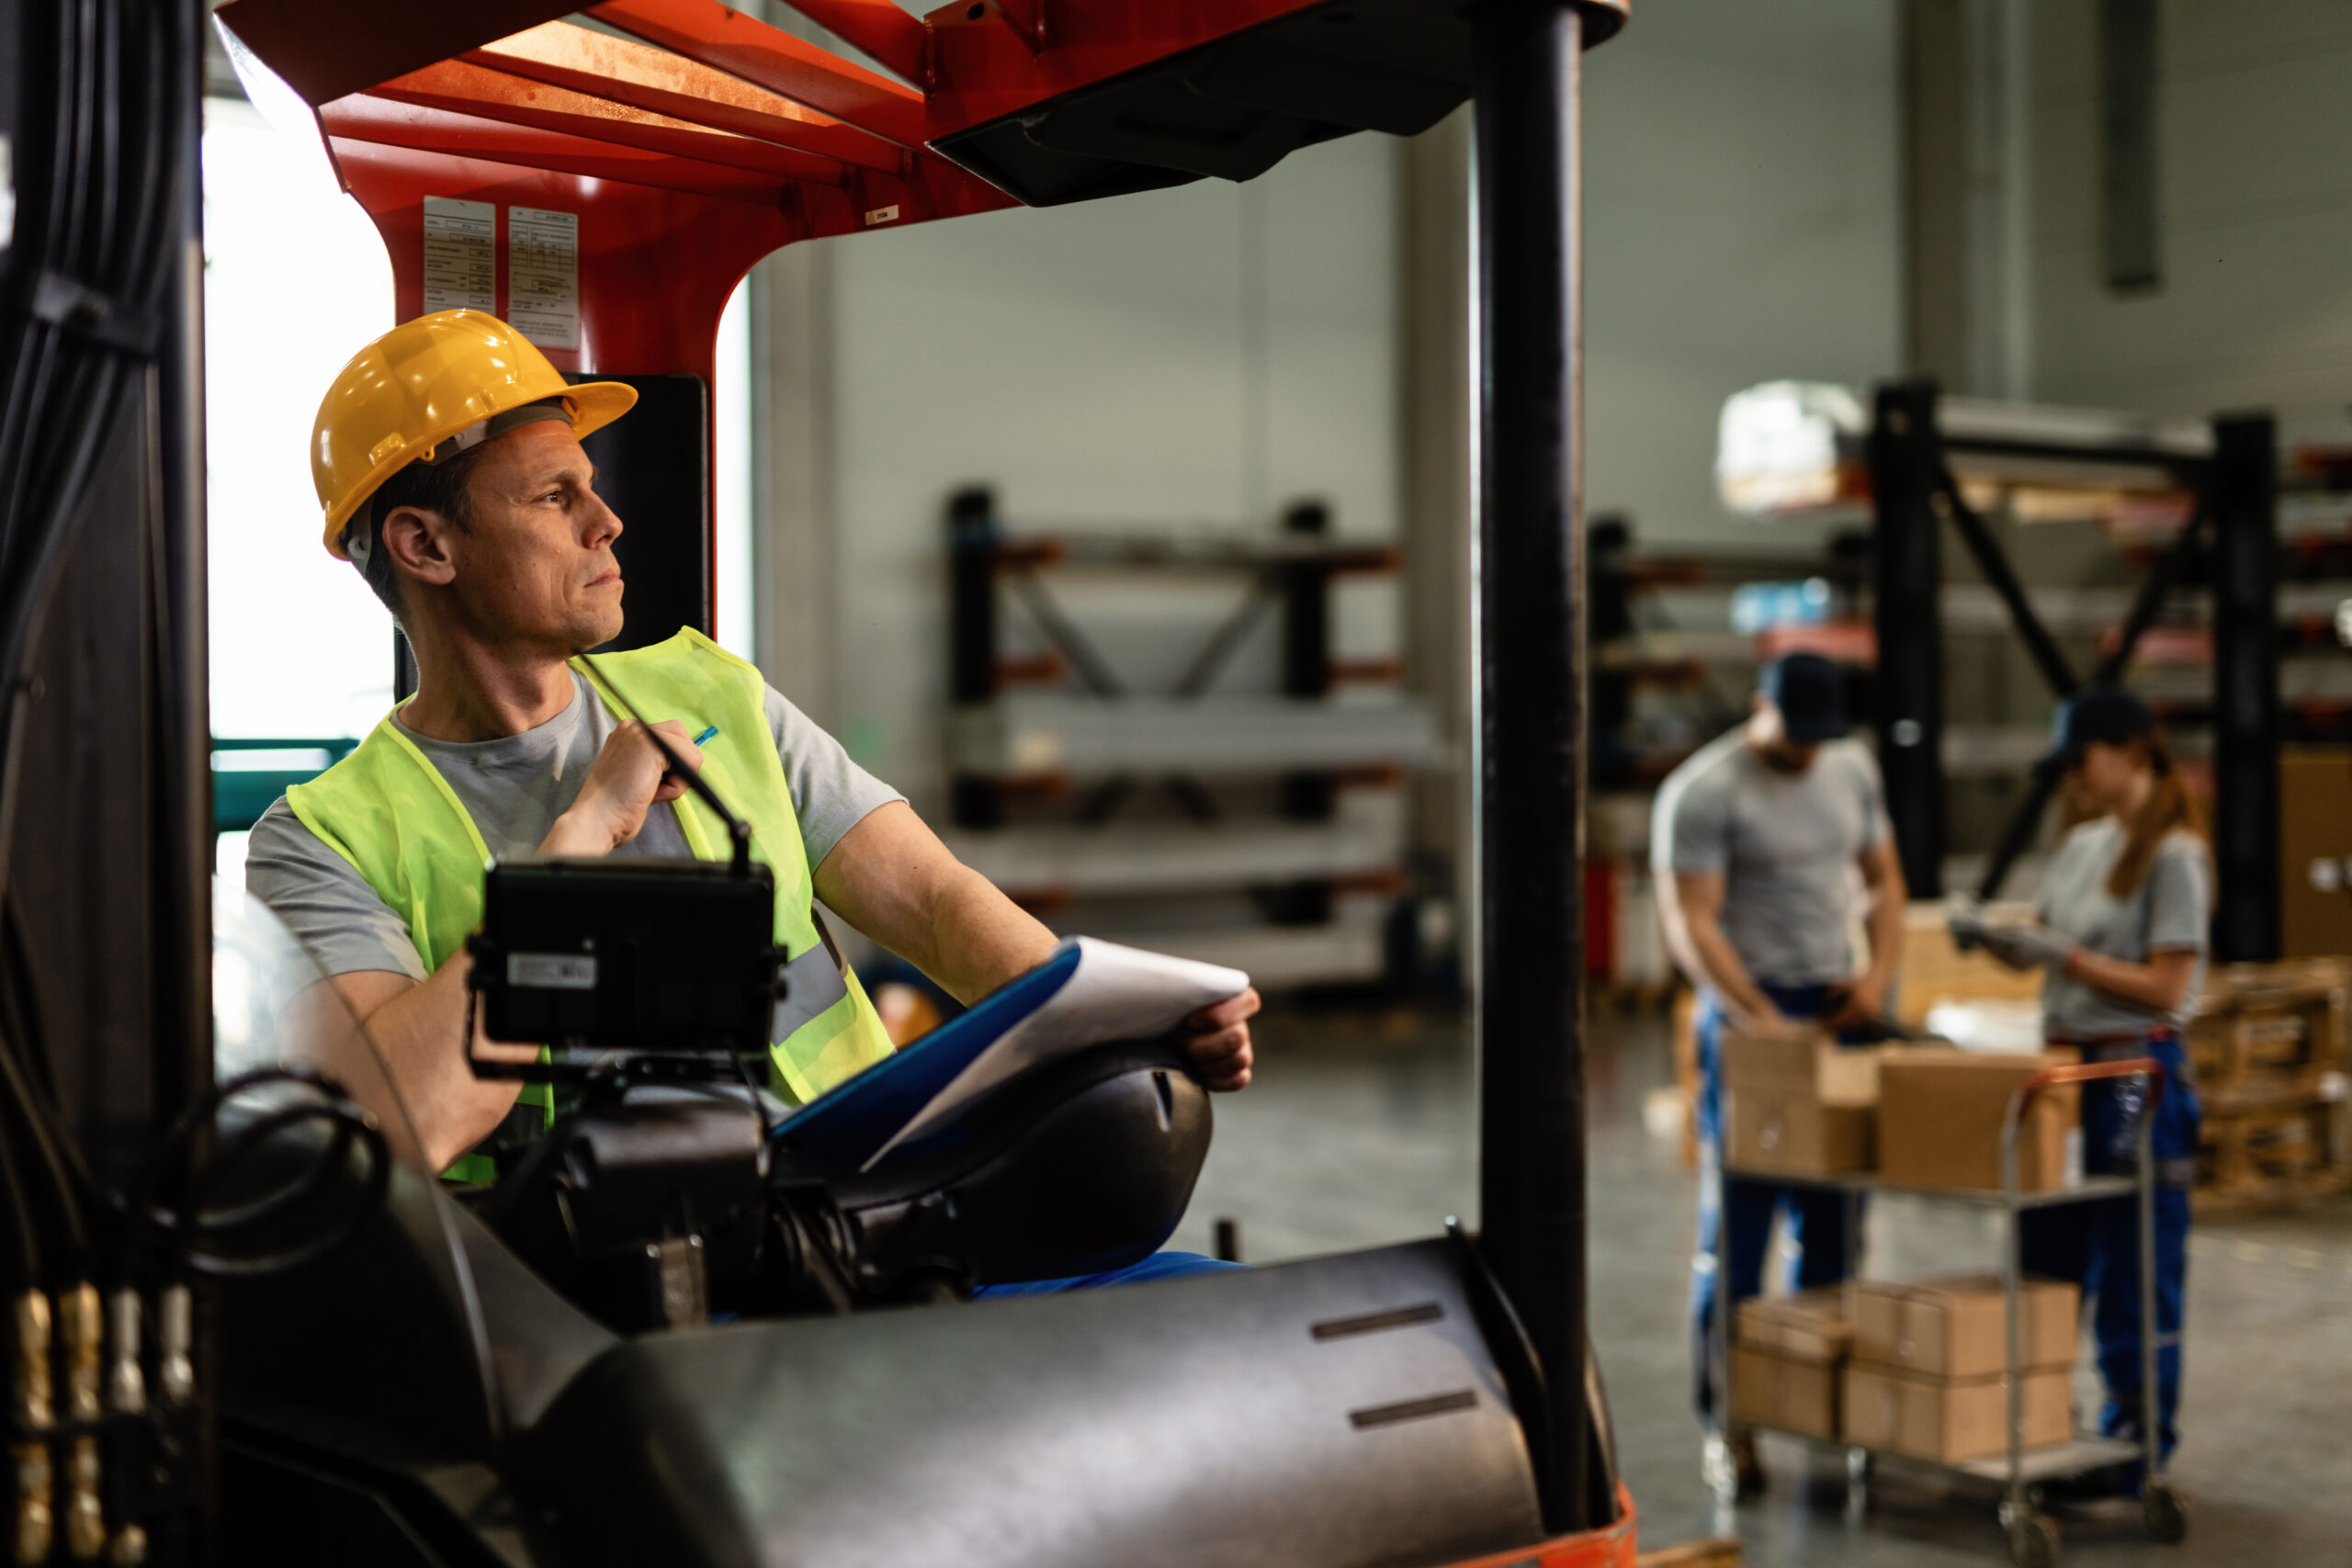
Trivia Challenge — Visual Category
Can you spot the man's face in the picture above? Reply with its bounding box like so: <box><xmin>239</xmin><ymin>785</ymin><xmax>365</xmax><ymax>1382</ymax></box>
<box><xmin>436</xmin><ymin>423</ymin><xmax>625</xmax><ymax>654</ymax></box>
<box><xmin>1749</xmin><ymin>696</ymin><xmax>1821</xmax><ymax>773</ymax></box>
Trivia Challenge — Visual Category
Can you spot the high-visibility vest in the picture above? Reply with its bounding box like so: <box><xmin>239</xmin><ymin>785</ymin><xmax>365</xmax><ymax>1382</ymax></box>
<box><xmin>286</xmin><ymin>626</ymin><xmax>897</xmax><ymax>1178</ymax></box>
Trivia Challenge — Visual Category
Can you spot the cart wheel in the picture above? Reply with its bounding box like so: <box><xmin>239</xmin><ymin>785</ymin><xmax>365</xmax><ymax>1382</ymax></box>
<box><xmin>1842</xmin><ymin>1446</ymin><xmax>1871</xmax><ymax>1518</ymax></box>
<box><xmin>2006</xmin><ymin>1510</ymin><xmax>2060</xmax><ymax>1568</ymax></box>
<box><xmin>2143</xmin><ymin>1482</ymin><xmax>2188</xmax><ymax>1543</ymax></box>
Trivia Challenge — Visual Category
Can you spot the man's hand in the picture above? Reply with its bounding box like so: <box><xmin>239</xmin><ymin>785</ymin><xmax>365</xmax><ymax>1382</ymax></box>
<box><xmin>1823</xmin><ymin>973</ymin><xmax>1888</xmax><ymax>1030</ymax></box>
<box><xmin>542</xmin><ymin>720</ymin><xmax>704</xmax><ymax>855</ymax></box>
<box><xmin>1176</xmin><ymin>987</ymin><xmax>1260</xmax><ymax>1091</ymax></box>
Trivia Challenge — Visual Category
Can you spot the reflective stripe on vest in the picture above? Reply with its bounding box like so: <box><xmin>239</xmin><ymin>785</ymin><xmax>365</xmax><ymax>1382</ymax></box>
<box><xmin>286</xmin><ymin>627</ymin><xmax>897</xmax><ymax>1176</ymax></box>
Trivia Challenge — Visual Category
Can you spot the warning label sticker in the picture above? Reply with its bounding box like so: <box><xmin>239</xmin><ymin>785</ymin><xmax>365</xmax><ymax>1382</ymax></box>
<box><xmin>508</xmin><ymin>206</ymin><xmax>580</xmax><ymax>350</ymax></box>
<box><xmin>421</xmin><ymin>197</ymin><xmax>494</xmax><ymax>314</ymax></box>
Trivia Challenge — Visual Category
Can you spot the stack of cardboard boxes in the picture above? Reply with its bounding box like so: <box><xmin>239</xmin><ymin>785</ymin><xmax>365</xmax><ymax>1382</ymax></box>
<box><xmin>2188</xmin><ymin>957</ymin><xmax>2351</xmax><ymax>1212</ymax></box>
<box><xmin>1717</xmin><ymin>1024</ymin><xmax>2091</xmax><ymax>1461</ymax></box>
<box><xmin>1731</xmin><ymin>1278</ymin><xmax>2082</xmax><ymax>1461</ymax></box>
<box><xmin>1845</xmin><ymin>1278</ymin><xmax>2078</xmax><ymax>1461</ymax></box>
<box><xmin>1721</xmin><ymin>1027</ymin><xmax>2081</xmax><ymax>1193</ymax></box>
<box><xmin>1730</xmin><ymin>1288</ymin><xmax>1847</xmax><ymax>1439</ymax></box>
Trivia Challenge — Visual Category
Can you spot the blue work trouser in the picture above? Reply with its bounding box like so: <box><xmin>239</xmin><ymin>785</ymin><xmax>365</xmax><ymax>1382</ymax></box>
<box><xmin>2018</xmin><ymin>1031</ymin><xmax>2198</xmax><ymax>1454</ymax></box>
<box><xmin>972</xmin><ymin>1250</ymin><xmax>1242</xmax><ymax>1297</ymax></box>
<box><xmin>1690</xmin><ymin>981</ymin><xmax>1867</xmax><ymax>1422</ymax></box>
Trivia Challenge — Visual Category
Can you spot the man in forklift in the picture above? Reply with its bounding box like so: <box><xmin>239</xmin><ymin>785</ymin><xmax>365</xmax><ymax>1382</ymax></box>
<box><xmin>247</xmin><ymin>310</ymin><xmax>1259</xmax><ymax>1192</ymax></box>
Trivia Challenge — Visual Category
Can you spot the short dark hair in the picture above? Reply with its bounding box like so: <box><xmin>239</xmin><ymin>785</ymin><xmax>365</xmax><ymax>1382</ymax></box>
<box><xmin>345</xmin><ymin>445</ymin><xmax>490</xmax><ymax>624</ymax></box>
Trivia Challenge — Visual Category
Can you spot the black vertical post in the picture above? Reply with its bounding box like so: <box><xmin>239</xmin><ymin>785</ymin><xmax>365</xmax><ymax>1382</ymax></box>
<box><xmin>1473</xmin><ymin>1</ymin><xmax>1591</xmax><ymax>1534</ymax></box>
<box><xmin>1278</xmin><ymin>500</ymin><xmax>1334</xmax><ymax>704</ymax></box>
<box><xmin>2211</xmin><ymin>413</ymin><xmax>2278</xmax><ymax>962</ymax></box>
<box><xmin>1870</xmin><ymin>380</ymin><xmax>1945</xmax><ymax>899</ymax></box>
<box><xmin>947</xmin><ymin>485</ymin><xmax>1003</xmax><ymax>829</ymax></box>
<box><xmin>157</xmin><ymin>0</ymin><xmax>213</xmax><ymax>1155</ymax></box>
<box><xmin>1279</xmin><ymin>500</ymin><xmax>1336</xmax><ymax>825</ymax></box>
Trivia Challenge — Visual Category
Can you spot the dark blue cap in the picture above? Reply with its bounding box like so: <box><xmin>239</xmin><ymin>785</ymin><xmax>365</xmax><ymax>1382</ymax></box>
<box><xmin>1758</xmin><ymin>652</ymin><xmax>1848</xmax><ymax>743</ymax></box>
<box><xmin>2038</xmin><ymin>686</ymin><xmax>2156</xmax><ymax>774</ymax></box>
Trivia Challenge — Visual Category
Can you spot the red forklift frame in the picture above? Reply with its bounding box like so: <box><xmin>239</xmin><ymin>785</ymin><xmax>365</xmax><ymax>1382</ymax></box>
<box><xmin>211</xmin><ymin>1</ymin><xmax>1633</xmax><ymax>1560</ymax></box>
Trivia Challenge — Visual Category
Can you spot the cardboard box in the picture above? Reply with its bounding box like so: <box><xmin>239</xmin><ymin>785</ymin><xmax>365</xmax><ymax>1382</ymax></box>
<box><xmin>1731</xmin><ymin>1345</ymin><xmax>1840</xmax><ymax>1439</ymax></box>
<box><xmin>1726</xmin><ymin>1089</ymin><xmax>1874</xmax><ymax>1175</ymax></box>
<box><xmin>1736</xmin><ymin>1286</ymin><xmax>1851</xmax><ymax>1362</ymax></box>
<box><xmin>1722</xmin><ymin>1026</ymin><xmax>1882</xmax><ymax>1175</ymax></box>
<box><xmin>1720</xmin><ymin>1026</ymin><xmax>1882</xmax><ymax>1107</ymax></box>
<box><xmin>1876</xmin><ymin>1049</ymin><xmax>2080</xmax><ymax>1192</ymax></box>
<box><xmin>1841</xmin><ymin>1362</ymin><xmax>2071</xmax><ymax>1462</ymax></box>
<box><xmin>1849</xmin><ymin>1276</ymin><xmax>2078</xmax><ymax>1378</ymax></box>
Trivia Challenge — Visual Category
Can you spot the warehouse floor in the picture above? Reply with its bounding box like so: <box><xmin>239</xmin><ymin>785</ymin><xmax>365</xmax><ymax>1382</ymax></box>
<box><xmin>1166</xmin><ymin>1004</ymin><xmax>2351</xmax><ymax>1566</ymax></box>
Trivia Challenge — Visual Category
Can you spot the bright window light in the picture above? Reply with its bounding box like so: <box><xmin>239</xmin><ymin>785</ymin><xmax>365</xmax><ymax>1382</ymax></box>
<box><xmin>202</xmin><ymin>97</ymin><xmax>398</xmax><ymax>741</ymax></box>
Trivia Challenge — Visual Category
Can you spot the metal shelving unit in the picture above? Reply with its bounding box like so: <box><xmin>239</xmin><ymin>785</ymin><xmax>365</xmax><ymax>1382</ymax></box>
<box><xmin>1716</xmin><ymin>380</ymin><xmax>2340</xmax><ymax>958</ymax></box>
<box><xmin>941</xmin><ymin>486</ymin><xmax>1436</xmax><ymax>988</ymax></box>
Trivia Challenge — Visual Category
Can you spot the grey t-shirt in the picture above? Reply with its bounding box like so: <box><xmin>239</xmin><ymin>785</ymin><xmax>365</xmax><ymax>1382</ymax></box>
<box><xmin>1652</xmin><ymin>728</ymin><xmax>1894</xmax><ymax>987</ymax></box>
<box><xmin>246</xmin><ymin>672</ymin><xmax>902</xmax><ymax>981</ymax></box>
<box><xmin>2035</xmin><ymin>818</ymin><xmax>2210</xmax><ymax>1036</ymax></box>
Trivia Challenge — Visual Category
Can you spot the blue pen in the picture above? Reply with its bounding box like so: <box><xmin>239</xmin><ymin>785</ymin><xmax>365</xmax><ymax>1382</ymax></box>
<box><xmin>691</xmin><ymin>726</ymin><xmax>718</xmax><ymax>746</ymax></box>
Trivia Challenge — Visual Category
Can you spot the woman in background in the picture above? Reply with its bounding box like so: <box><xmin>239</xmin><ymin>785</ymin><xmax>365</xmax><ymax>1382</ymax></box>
<box><xmin>1955</xmin><ymin>687</ymin><xmax>2207</xmax><ymax>1493</ymax></box>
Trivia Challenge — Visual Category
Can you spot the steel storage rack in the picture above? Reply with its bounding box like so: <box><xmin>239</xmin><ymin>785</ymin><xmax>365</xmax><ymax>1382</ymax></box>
<box><xmin>943</xmin><ymin>486</ymin><xmax>1437</xmax><ymax>987</ymax></box>
<box><xmin>1715</xmin><ymin>379</ymin><xmax>2285</xmax><ymax>954</ymax></box>
<box><xmin>1705</xmin><ymin>1056</ymin><xmax>2187</xmax><ymax>1567</ymax></box>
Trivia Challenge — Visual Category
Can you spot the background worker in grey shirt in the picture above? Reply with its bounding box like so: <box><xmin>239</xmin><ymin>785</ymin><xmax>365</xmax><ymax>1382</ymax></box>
<box><xmin>1953</xmin><ymin>687</ymin><xmax>2207</xmax><ymax>1488</ymax></box>
<box><xmin>1652</xmin><ymin>652</ymin><xmax>1906</xmax><ymax>1488</ymax></box>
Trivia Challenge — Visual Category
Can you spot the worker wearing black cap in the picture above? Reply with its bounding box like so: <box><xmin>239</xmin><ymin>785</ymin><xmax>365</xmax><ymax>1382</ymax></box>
<box><xmin>1653</xmin><ymin>651</ymin><xmax>1907</xmax><ymax>1486</ymax></box>
<box><xmin>1951</xmin><ymin>687</ymin><xmax>2208</xmax><ymax>1490</ymax></box>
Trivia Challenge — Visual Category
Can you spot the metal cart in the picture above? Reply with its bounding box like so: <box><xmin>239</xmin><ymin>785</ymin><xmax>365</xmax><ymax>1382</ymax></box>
<box><xmin>1701</xmin><ymin>1057</ymin><xmax>2190</xmax><ymax>1566</ymax></box>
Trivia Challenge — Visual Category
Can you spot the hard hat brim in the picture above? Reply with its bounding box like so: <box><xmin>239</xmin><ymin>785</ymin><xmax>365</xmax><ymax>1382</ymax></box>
<box><xmin>322</xmin><ymin>378</ymin><xmax>641</xmax><ymax>558</ymax></box>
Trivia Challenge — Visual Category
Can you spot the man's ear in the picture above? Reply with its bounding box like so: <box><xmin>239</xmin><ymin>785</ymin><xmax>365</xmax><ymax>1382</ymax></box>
<box><xmin>379</xmin><ymin>504</ymin><xmax>458</xmax><ymax>590</ymax></box>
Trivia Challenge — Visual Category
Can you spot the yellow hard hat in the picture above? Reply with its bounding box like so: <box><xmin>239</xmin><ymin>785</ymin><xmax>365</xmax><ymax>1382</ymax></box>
<box><xmin>310</xmin><ymin>310</ymin><xmax>638</xmax><ymax>558</ymax></box>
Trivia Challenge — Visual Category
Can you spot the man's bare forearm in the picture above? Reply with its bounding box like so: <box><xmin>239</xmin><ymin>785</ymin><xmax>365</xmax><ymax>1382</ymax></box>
<box><xmin>1858</xmin><ymin>842</ymin><xmax>1908</xmax><ymax>991</ymax></box>
<box><xmin>299</xmin><ymin>957</ymin><xmax>534</xmax><ymax>1173</ymax></box>
<box><xmin>813</xmin><ymin>802</ymin><xmax>1058</xmax><ymax>1007</ymax></box>
<box><xmin>1862</xmin><ymin>891</ymin><xmax>1905</xmax><ymax>991</ymax></box>
<box><xmin>1686</xmin><ymin>914</ymin><xmax>1781</xmax><ymax>1026</ymax></box>
<box><xmin>910</xmin><ymin>863</ymin><xmax>1059</xmax><ymax>1004</ymax></box>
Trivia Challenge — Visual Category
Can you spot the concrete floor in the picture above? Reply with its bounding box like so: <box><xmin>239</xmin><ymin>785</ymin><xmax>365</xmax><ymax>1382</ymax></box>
<box><xmin>1165</xmin><ymin>1001</ymin><xmax>2350</xmax><ymax>1566</ymax></box>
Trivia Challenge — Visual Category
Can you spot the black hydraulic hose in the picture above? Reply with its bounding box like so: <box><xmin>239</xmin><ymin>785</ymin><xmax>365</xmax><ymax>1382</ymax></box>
<box><xmin>0</xmin><ymin>1055</ymin><xmax>44</xmax><ymax>1292</ymax></box>
<box><xmin>90</xmin><ymin>0</ymin><xmax>121</xmax><ymax>272</ymax></box>
<box><xmin>0</xmin><ymin>897</ymin><xmax>101</xmax><ymax>1235</ymax></box>
<box><xmin>0</xmin><ymin>0</ymin><xmax>196</xmax><ymax>1280</ymax></box>
<box><xmin>58</xmin><ymin>1</ymin><xmax>97</xmax><ymax>277</ymax></box>
<box><xmin>0</xmin><ymin>27</ymin><xmax>184</xmax><ymax>899</ymax></box>
<box><xmin>131</xmin><ymin>1069</ymin><xmax>390</xmax><ymax>1282</ymax></box>
<box><xmin>0</xmin><ymin>1031</ymin><xmax>82</xmax><ymax>1270</ymax></box>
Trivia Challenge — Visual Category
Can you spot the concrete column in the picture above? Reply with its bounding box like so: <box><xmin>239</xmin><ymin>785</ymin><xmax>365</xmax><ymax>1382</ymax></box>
<box><xmin>748</xmin><ymin>241</ymin><xmax>841</xmax><ymax>728</ymax></box>
<box><xmin>1905</xmin><ymin>0</ymin><xmax>2033</xmax><ymax>398</ymax></box>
